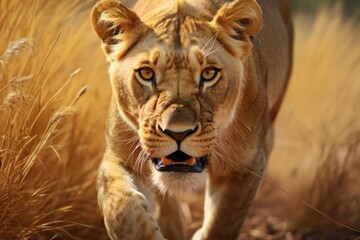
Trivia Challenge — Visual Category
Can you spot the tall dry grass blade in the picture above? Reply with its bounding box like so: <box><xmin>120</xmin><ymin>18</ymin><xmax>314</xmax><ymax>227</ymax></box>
<box><xmin>20</xmin><ymin>106</ymin><xmax>77</xmax><ymax>183</ymax></box>
<box><xmin>29</xmin><ymin>32</ymin><xmax>62</xmax><ymax>93</ymax></box>
<box><xmin>18</xmin><ymin>32</ymin><xmax>62</xmax><ymax>134</ymax></box>
<box><xmin>27</xmin><ymin>0</ymin><xmax>37</xmax><ymax>41</ymax></box>
<box><xmin>29</xmin><ymin>68</ymin><xmax>81</xmax><ymax>131</ymax></box>
<box><xmin>18</xmin><ymin>0</ymin><xmax>37</xmax><ymax>77</ymax></box>
<box><xmin>70</xmin><ymin>85</ymin><xmax>88</xmax><ymax>106</ymax></box>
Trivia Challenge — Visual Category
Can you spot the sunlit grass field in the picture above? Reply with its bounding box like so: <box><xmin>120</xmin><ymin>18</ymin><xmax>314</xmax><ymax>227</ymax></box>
<box><xmin>0</xmin><ymin>0</ymin><xmax>359</xmax><ymax>239</ymax></box>
<box><xmin>266</xmin><ymin>5</ymin><xmax>360</xmax><ymax>238</ymax></box>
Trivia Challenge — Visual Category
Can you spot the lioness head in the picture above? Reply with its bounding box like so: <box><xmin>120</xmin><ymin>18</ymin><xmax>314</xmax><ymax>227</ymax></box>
<box><xmin>92</xmin><ymin>0</ymin><xmax>263</xmax><ymax>194</ymax></box>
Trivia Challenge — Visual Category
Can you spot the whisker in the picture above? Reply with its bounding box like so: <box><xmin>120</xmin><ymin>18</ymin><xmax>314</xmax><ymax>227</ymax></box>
<box><xmin>133</xmin><ymin>149</ymin><xmax>142</xmax><ymax>176</ymax></box>
<box><xmin>125</xmin><ymin>140</ymin><xmax>141</xmax><ymax>167</ymax></box>
<box><xmin>201</xmin><ymin>33</ymin><xmax>217</xmax><ymax>53</ymax></box>
<box><xmin>204</xmin><ymin>44</ymin><xmax>224</xmax><ymax>58</ymax></box>
<box><xmin>137</xmin><ymin>148</ymin><xmax>151</xmax><ymax>179</ymax></box>
<box><xmin>207</xmin><ymin>31</ymin><xmax>219</xmax><ymax>55</ymax></box>
<box><xmin>111</xmin><ymin>134</ymin><xmax>138</xmax><ymax>143</ymax></box>
<box><xmin>202</xmin><ymin>30</ymin><xmax>219</xmax><ymax>55</ymax></box>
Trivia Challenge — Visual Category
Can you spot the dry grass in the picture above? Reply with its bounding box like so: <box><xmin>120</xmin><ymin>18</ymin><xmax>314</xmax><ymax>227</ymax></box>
<box><xmin>267</xmin><ymin>4</ymin><xmax>360</xmax><ymax>239</ymax></box>
<box><xmin>0</xmin><ymin>0</ymin><xmax>359</xmax><ymax>239</ymax></box>
<box><xmin>0</xmin><ymin>0</ymin><xmax>110</xmax><ymax>239</ymax></box>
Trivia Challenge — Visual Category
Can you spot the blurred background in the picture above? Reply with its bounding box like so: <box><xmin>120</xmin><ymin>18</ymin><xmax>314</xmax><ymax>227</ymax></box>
<box><xmin>292</xmin><ymin>0</ymin><xmax>359</xmax><ymax>16</ymax></box>
<box><xmin>0</xmin><ymin>0</ymin><xmax>359</xmax><ymax>239</ymax></box>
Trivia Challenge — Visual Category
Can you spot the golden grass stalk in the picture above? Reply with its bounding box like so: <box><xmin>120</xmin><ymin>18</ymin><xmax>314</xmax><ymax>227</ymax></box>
<box><xmin>1</xmin><ymin>39</ymin><xmax>34</xmax><ymax>65</ymax></box>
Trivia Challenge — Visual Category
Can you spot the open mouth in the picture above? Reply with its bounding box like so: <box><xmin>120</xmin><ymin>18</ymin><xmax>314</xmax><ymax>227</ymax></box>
<box><xmin>152</xmin><ymin>151</ymin><xmax>207</xmax><ymax>173</ymax></box>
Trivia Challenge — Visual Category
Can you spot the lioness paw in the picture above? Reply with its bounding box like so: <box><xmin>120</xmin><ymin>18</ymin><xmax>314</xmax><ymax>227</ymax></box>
<box><xmin>101</xmin><ymin>189</ymin><xmax>164</xmax><ymax>240</ymax></box>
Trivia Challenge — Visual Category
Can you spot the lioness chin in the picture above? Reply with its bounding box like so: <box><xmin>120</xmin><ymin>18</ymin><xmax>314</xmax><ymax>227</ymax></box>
<box><xmin>91</xmin><ymin>0</ymin><xmax>293</xmax><ymax>239</ymax></box>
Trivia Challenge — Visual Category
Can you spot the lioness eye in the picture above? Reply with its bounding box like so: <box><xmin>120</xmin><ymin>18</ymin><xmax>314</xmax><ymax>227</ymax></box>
<box><xmin>201</xmin><ymin>67</ymin><xmax>219</xmax><ymax>81</ymax></box>
<box><xmin>138</xmin><ymin>67</ymin><xmax>155</xmax><ymax>81</ymax></box>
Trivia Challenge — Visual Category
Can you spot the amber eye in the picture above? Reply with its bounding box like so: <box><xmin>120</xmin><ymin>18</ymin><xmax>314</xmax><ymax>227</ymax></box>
<box><xmin>201</xmin><ymin>67</ymin><xmax>219</xmax><ymax>81</ymax></box>
<box><xmin>137</xmin><ymin>67</ymin><xmax>155</xmax><ymax>81</ymax></box>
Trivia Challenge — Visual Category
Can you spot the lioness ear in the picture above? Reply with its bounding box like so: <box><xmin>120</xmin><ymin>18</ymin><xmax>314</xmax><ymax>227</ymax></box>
<box><xmin>91</xmin><ymin>0</ymin><xmax>146</xmax><ymax>60</ymax></box>
<box><xmin>210</xmin><ymin>0</ymin><xmax>263</xmax><ymax>58</ymax></box>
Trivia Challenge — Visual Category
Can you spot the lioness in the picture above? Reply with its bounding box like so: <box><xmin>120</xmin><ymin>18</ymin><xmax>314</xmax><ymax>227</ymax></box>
<box><xmin>91</xmin><ymin>0</ymin><xmax>293</xmax><ymax>239</ymax></box>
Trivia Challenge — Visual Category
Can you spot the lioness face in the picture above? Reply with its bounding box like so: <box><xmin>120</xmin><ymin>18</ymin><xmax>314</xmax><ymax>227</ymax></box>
<box><xmin>110</xmin><ymin>32</ymin><xmax>242</xmax><ymax>193</ymax></box>
<box><xmin>109</xmin><ymin>34</ymin><xmax>244</xmax><ymax>194</ymax></box>
<box><xmin>92</xmin><ymin>0</ymin><xmax>262</xmax><ymax>194</ymax></box>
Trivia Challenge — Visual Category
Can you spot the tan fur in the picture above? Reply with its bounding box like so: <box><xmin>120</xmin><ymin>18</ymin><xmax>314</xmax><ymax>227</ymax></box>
<box><xmin>91</xmin><ymin>0</ymin><xmax>293</xmax><ymax>239</ymax></box>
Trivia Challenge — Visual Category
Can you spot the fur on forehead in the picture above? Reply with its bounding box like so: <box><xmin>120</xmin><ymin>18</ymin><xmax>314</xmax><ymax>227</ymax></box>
<box><xmin>142</xmin><ymin>46</ymin><xmax>205</xmax><ymax>70</ymax></box>
<box><xmin>150</xmin><ymin>49</ymin><xmax>160</xmax><ymax>65</ymax></box>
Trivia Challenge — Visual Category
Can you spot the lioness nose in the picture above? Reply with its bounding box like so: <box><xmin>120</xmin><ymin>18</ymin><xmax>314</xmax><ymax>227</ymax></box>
<box><xmin>162</xmin><ymin>127</ymin><xmax>197</xmax><ymax>145</ymax></box>
<box><xmin>159</xmin><ymin>106</ymin><xmax>198</xmax><ymax>144</ymax></box>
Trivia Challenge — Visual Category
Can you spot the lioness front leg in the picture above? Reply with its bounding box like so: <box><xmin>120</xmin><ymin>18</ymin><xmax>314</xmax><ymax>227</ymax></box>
<box><xmin>97</xmin><ymin>153</ymin><xmax>164</xmax><ymax>240</ymax></box>
<box><xmin>154</xmin><ymin>193</ymin><xmax>186</xmax><ymax>240</ymax></box>
<box><xmin>192</xmin><ymin>169</ymin><xmax>262</xmax><ymax>240</ymax></box>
